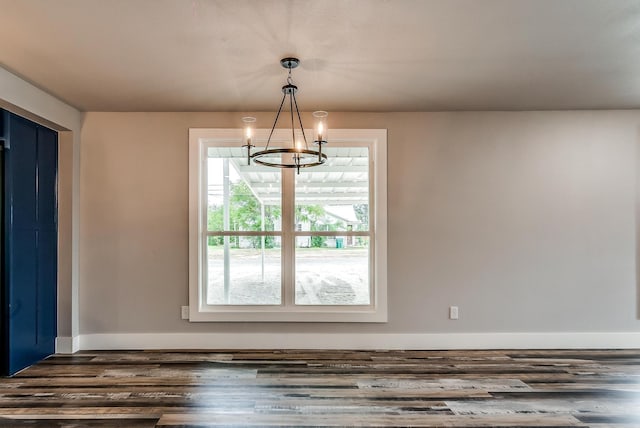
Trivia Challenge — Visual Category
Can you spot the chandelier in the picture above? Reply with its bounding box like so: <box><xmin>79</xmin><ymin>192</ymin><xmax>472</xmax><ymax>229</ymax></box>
<box><xmin>242</xmin><ymin>57</ymin><xmax>328</xmax><ymax>174</ymax></box>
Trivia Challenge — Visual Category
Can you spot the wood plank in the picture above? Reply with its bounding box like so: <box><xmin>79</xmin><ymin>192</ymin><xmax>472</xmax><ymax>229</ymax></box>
<box><xmin>156</xmin><ymin>412</ymin><xmax>585</xmax><ymax>426</ymax></box>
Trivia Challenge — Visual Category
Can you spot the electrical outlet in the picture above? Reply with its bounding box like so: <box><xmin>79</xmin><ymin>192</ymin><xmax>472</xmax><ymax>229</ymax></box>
<box><xmin>181</xmin><ymin>306</ymin><xmax>189</xmax><ymax>320</ymax></box>
<box><xmin>449</xmin><ymin>306</ymin><xmax>459</xmax><ymax>320</ymax></box>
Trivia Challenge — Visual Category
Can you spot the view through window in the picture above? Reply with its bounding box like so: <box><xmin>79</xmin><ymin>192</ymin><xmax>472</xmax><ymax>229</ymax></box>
<box><xmin>205</xmin><ymin>147</ymin><xmax>370</xmax><ymax>306</ymax></box>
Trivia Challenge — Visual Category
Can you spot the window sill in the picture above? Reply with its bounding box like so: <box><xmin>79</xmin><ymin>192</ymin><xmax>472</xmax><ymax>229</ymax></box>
<box><xmin>188</xmin><ymin>306</ymin><xmax>388</xmax><ymax>323</ymax></box>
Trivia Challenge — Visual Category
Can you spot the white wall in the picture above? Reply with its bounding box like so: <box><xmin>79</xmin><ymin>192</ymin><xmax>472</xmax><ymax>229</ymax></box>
<box><xmin>78</xmin><ymin>111</ymin><xmax>640</xmax><ymax>348</ymax></box>
<box><xmin>4</xmin><ymin>64</ymin><xmax>638</xmax><ymax>351</ymax></box>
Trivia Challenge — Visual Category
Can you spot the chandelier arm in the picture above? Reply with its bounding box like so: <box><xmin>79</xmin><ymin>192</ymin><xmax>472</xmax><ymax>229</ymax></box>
<box><xmin>292</xmin><ymin>92</ymin><xmax>309</xmax><ymax>148</ymax></box>
<box><xmin>289</xmin><ymin>90</ymin><xmax>295</xmax><ymax>148</ymax></box>
<box><xmin>265</xmin><ymin>92</ymin><xmax>288</xmax><ymax>151</ymax></box>
<box><xmin>289</xmin><ymin>92</ymin><xmax>299</xmax><ymax>173</ymax></box>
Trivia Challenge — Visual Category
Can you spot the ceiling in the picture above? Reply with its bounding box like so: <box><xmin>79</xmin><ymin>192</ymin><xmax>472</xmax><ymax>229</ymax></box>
<box><xmin>2</xmin><ymin>0</ymin><xmax>640</xmax><ymax>112</ymax></box>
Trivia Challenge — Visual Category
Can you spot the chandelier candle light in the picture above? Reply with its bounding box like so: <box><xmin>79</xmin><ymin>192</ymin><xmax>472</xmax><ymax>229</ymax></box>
<box><xmin>242</xmin><ymin>57</ymin><xmax>328</xmax><ymax>174</ymax></box>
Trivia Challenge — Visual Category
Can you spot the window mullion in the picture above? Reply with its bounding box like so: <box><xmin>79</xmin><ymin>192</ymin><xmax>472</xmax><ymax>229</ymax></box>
<box><xmin>281</xmin><ymin>166</ymin><xmax>295</xmax><ymax>307</ymax></box>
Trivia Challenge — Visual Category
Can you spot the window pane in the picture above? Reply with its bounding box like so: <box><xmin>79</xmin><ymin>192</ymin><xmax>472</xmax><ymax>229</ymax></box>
<box><xmin>207</xmin><ymin>147</ymin><xmax>281</xmax><ymax>232</ymax></box>
<box><xmin>207</xmin><ymin>236</ymin><xmax>281</xmax><ymax>305</ymax></box>
<box><xmin>295</xmin><ymin>236</ymin><xmax>369</xmax><ymax>305</ymax></box>
<box><xmin>295</xmin><ymin>147</ymin><xmax>369</xmax><ymax>232</ymax></box>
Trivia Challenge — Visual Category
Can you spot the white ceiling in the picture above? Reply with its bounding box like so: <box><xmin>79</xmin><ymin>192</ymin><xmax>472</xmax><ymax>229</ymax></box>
<box><xmin>2</xmin><ymin>0</ymin><xmax>640</xmax><ymax>112</ymax></box>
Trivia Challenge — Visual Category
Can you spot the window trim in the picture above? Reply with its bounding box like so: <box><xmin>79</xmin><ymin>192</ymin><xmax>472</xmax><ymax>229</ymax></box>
<box><xmin>188</xmin><ymin>128</ymin><xmax>387</xmax><ymax>322</ymax></box>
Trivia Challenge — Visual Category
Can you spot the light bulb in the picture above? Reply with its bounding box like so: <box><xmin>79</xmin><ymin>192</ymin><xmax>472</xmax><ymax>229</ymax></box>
<box><xmin>313</xmin><ymin>111</ymin><xmax>328</xmax><ymax>143</ymax></box>
<box><xmin>241</xmin><ymin>116</ymin><xmax>256</xmax><ymax>146</ymax></box>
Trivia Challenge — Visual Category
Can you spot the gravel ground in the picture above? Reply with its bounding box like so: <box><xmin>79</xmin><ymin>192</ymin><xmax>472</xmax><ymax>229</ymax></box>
<box><xmin>207</xmin><ymin>247</ymin><xmax>369</xmax><ymax>305</ymax></box>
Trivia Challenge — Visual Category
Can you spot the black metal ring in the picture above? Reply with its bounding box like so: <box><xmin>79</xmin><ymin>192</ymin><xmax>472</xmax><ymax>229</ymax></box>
<box><xmin>251</xmin><ymin>148</ymin><xmax>327</xmax><ymax>168</ymax></box>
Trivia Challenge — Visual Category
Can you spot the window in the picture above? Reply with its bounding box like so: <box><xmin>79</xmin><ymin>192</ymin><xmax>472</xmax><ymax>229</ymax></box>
<box><xmin>189</xmin><ymin>128</ymin><xmax>387</xmax><ymax>322</ymax></box>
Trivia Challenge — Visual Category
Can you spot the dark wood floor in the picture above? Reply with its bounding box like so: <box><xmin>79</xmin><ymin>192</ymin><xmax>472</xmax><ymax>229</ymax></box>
<box><xmin>0</xmin><ymin>349</ymin><xmax>639</xmax><ymax>427</ymax></box>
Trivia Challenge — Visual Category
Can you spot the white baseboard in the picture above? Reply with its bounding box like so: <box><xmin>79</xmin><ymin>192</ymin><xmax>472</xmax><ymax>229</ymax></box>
<box><xmin>78</xmin><ymin>332</ymin><xmax>640</xmax><ymax>351</ymax></box>
<box><xmin>55</xmin><ymin>336</ymin><xmax>80</xmax><ymax>354</ymax></box>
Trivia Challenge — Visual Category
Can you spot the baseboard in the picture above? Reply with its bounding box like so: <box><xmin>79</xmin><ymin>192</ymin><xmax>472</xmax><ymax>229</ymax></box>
<box><xmin>78</xmin><ymin>332</ymin><xmax>640</xmax><ymax>351</ymax></box>
<box><xmin>55</xmin><ymin>336</ymin><xmax>80</xmax><ymax>354</ymax></box>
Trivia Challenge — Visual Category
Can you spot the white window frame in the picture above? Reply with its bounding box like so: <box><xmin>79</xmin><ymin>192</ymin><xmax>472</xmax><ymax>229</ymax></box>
<box><xmin>188</xmin><ymin>128</ymin><xmax>387</xmax><ymax>322</ymax></box>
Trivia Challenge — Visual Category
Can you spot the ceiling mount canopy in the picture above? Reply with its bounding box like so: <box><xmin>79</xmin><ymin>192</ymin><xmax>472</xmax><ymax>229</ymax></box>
<box><xmin>243</xmin><ymin>57</ymin><xmax>328</xmax><ymax>174</ymax></box>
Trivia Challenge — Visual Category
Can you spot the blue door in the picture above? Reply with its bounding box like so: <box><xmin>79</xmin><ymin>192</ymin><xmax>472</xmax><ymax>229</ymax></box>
<box><xmin>1</xmin><ymin>111</ymin><xmax>57</xmax><ymax>376</ymax></box>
